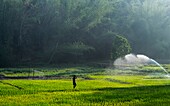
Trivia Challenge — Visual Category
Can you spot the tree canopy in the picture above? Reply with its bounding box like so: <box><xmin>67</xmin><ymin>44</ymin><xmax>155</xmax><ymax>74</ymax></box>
<box><xmin>0</xmin><ymin>0</ymin><xmax>170</xmax><ymax>67</ymax></box>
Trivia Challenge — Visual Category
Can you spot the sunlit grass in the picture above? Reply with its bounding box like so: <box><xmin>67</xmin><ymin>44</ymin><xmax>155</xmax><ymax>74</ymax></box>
<box><xmin>0</xmin><ymin>67</ymin><xmax>105</xmax><ymax>77</ymax></box>
<box><xmin>1</xmin><ymin>66</ymin><xmax>170</xmax><ymax>105</ymax></box>
<box><xmin>1</xmin><ymin>75</ymin><xmax>170</xmax><ymax>105</ymax></box>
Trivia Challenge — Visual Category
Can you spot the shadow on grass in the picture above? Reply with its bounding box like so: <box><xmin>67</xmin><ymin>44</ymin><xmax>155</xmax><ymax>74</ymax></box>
<box><xmin>78</xmin><ymin>85</ymin><xmax>170</xmax><ymax>105</ymax></box>
<box><xmin>0</xmin><ymin>81</ymin><xmax>23</xmax><ymax>89</ymax></box>
<box><xmin>105</xmin><ymin>78</ymin><xmax>134</xmax><ymax>84</ymax></box>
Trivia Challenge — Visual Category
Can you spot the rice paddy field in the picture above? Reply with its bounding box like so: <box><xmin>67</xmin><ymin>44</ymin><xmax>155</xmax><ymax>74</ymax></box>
<box><xmin>1</xmin><ymin>65</ymin><xmax>170</xmax><ymax>106</ymax></box>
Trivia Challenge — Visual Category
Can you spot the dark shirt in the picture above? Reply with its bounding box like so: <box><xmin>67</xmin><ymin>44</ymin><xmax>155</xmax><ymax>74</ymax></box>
<box><xmin>73</xmin><ymin>75</ymin><xmax>76</xmax><ymax>85</ymax></box>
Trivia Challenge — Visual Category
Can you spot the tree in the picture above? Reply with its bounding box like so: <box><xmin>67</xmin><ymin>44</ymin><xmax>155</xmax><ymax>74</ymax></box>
<box><xmin>112</xmin><ymin>35</ymin><xmax>132</xmax><ymax>60</ymax></box>
<box><xmin>0</xmin><ymin>0</ymin><xmax>136</xmax><ymax>66</ymax></box>
<box><xmin>111</xmin><ymin>0</ymin><xmax>170</xmax><ymax>59</ymax></box>
<box><xmin>42</xmin><ymin>0</ymin><xmax>113</xmax><ymax>63</ymax></box>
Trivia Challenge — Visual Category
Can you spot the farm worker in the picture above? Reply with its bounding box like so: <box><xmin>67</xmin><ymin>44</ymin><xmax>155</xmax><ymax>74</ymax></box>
<box><xmin>73</xmin><ymin>75</ymin><xmax>77</xmax><ymax>88</ymax></box>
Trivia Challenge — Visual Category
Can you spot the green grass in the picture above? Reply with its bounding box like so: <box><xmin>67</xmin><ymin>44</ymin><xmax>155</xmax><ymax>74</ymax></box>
<box><xmin>1</xmin><ymin>75</ymin><xmax>170</xmax><ymax>106</ymax></box>
<box><xmin>0</xmin><ymin>67</ymin><xmax>105</xmax><ymax>77</ymax></box>
<box><xmin>1</xmin><ymin>66</ymin><xmax>170</xmax><ymax>105</ymax></box>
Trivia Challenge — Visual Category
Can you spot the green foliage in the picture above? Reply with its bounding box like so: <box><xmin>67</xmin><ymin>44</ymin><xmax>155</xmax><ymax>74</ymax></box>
<box><xmin>112</xmin><ymin>35</ymin><xmax>132</xmax><ymax>60</ymax></box>
<box><xmin>61</xmin><ymin>41</ymin><xmax>95</xmax><ymax>56</ymax></box>
<box><xmin>0</xmin><ymin>0</ymin><xmax>114</xmax><ymax>65</ymax></box>
<box><xmin>112</xmin><ymin>0</ymin><xmax>170</xmax><ymax>58</ymax></box>
<box><xmin>1</xmin><ymin>0</ymin><xmax>170</xmax><ymax>66</ymax></box>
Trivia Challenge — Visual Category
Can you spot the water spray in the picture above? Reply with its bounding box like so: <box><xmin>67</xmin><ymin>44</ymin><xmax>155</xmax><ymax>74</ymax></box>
<box><xmin>149</xmin><ymin>59</ymin><xmax>169</xmax><ymax>74</ymax></box>
<box><xmin>114</xmin><ymin>53</ymin><xmax>169</xmax><ymax>76</ymax></box>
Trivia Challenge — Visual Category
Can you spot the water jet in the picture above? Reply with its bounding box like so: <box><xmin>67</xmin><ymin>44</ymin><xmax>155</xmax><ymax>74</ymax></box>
<box><xmin>114</xmin><ymin>53</ymin><xmax>169</xmax><ymax>76</ymax></box>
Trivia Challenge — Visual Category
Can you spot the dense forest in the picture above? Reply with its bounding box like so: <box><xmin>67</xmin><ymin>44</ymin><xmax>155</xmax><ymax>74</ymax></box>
<box><xmin>0</xmin><ymin>0</ymin><xmax>170</xmax><ymax>67</ymax></box>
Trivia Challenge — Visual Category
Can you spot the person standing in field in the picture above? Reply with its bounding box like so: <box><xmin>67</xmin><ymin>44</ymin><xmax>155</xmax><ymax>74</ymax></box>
<box><xmin>73</xmin><ymin>75</ymin><xmax>77</xmax><ymax>88</ymax></box>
